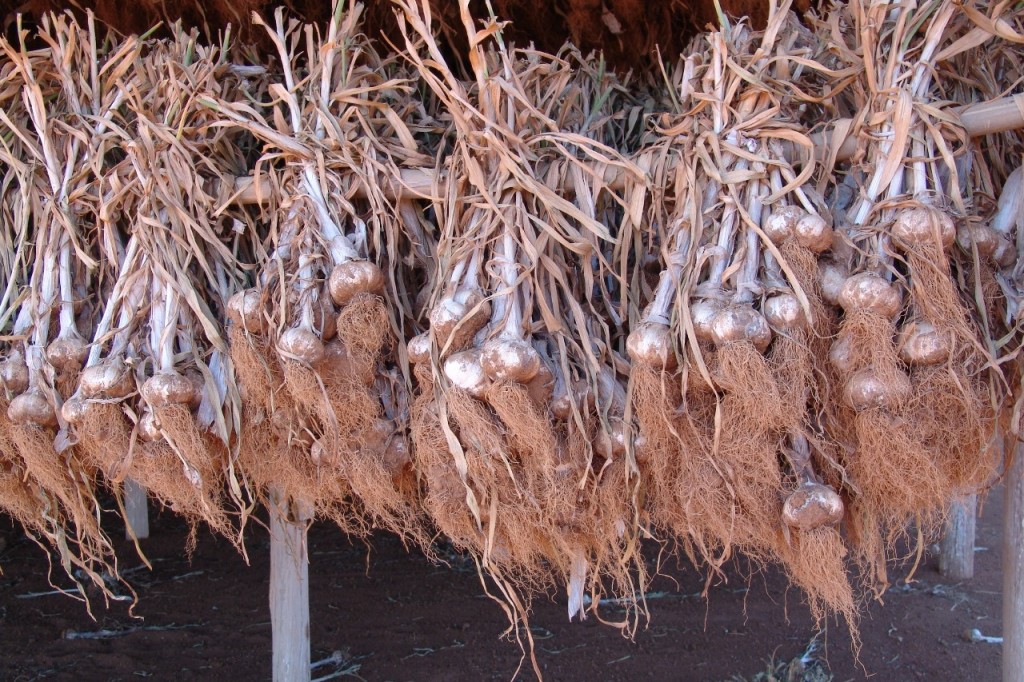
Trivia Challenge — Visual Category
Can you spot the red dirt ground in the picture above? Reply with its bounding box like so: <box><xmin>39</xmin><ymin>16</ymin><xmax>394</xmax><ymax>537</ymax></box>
<box><xmin>0</xmin><ymin>486</ymin><xmax>1005</xmax><ymax>681</ymax></box>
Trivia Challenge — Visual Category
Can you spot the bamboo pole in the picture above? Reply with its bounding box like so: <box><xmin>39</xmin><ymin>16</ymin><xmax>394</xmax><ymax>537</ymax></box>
<box><xmin>1005</xmin><ymin>441</ymin><xmax>1024</xmax><ymax>682</ymax></box>
<box><xmin>959</xmin><ymin>94</ymin><xmax>1024</xmax><ymax>137</ymax></box>
<box><xmin>939</xmin><ymin>494</ymin><xmax>976</xmax><ymax>580</ymax></box>
<box><xmin>269</xmin><ymin>487</ymin><xmax>312</xmax><ymax>682</ymax></box>
<box><xmin>123</xmin><ymin>478</ymin><xmax>150</xmax><ymax>540</ymax></box>
<box><xmin>225</xmin><ymin>94</ymin><xmax>1024</xmax><ymax>206</ymax></box>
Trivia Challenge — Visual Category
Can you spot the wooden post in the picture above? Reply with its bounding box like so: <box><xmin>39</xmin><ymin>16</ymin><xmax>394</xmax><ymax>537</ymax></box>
<box><xmin>1004</xmin><ymin>442</ymin><xmax>1024</xmax><ymax>682</ymax></box>
<box><xmin>940</xmin><ymin>494</ymin><xmax>976</xmax><ymax>580</ymax></box>
<box><xmin>124</xmin><ymin>478</ymin><xmax>150</xmax><ymax>540</ymax></box>
<box><xmin>269</xmin><ymin>487</ymin><xmax>311</xmax><ymax>682</ymax></box>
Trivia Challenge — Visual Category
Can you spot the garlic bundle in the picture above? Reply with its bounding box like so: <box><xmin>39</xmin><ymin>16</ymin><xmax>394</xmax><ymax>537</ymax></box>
<box><xmin>0</xmin><ymin>0</ymin><xmax>1018</xmax><ymax>653</ymax></box>
<box><xmin>398</xmin><ymin>0</ymin><xmax>649</xmax><ymax>635</ymax></box>
<box><xmin>817</xmin><ymin>1</ymin><xmax>993</xmax><ymax>574</ymax></box>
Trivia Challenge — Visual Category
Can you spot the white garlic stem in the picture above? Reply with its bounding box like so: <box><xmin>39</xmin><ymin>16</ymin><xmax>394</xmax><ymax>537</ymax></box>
<box><xmin>160</xmin><ymin>282</ymin><xmax>178</xmax><ymax>372</ymax></box>
<box><xmin>853</xmin><ymin>3</ymin><xmax>950</xmax><ymax>229</ymax></box>
<box><xmin>109</xmin><ymin>264</ymin><xmax>147</xmax><ymax>360</ymax></box>
<box><xmin>852</xmin><ymin>113</ymin><xmax>902</xmax><ymax>225</ymax></box>
<box><xmin>316</xmin><ymin>11</ymin><xmax>340</xmax><ymax>141</ymax></box>
<box><xmin>176</xmin><ymin>310</ymin><xmax>194</xmax><ymax>358</ymax></box>
<box><xmin>707</xmin><ymin>158</ymin><xmax>751</xmax><ymax>287</ymax></box>
<box><xmin>268</xmin><ymin>12</ymin><xmax>303</xmax><ymax>133</ymax></box>
<box><xmin>33</xmin><ymin>235</ymin><xmax>58</xmax><ymax>350</ymax></box>
<box><xmin>495</xmin><ymin>230</ymin><xmax>524</xmax><ymax>341</ymax></box>
<box><xmin>908</xmin><ymin>3</ymin><xmax>955</xmax><ymax>100</ymax></box>
<box><xmin>196</xmin><ymin>346</ymin><xmax>227</xmax><ymax>434</ymax></box>
<box><xmin>761</xmin><ymin>248</ymin><xmax>787</xmax><ymax>290</ymax></box>
<box><xmin>464</xmin><ymin>244</ymin><xmax>483</xmax><ymax>290</ymax></box>
<box><xmin>86</xmin><ymin>240</ymin><xmax>141</xmax><ymax>367</ymax></box>
<box><xmin>399</xmin><ymin>200</ymin><xmax>432</xmax><ymax>261</ymax></box>
<box><xmin>447</xmin><ymin>215</ymin><xmax>485</xmax><ymax>295</ymax></box>
<box><xmin>11</xmin><ymin>298</ymin><xmax>32</xmax><ymax>340</ymax></box>
<box><xmin>264</xmin><ymin>17</ymin><xmax>358</xmax><ymax>270</ymax></box>
<box><xmin>990</xmin><ymin>167</ymin><xmax>1023</xmax><ymax>236</ymax></box>
<box><xmin>773</xmin><ymin>157</ymin><xmax>817</xmax><ymax>215</ymax></box>
<box><xmin>788</xmin><ymin>431</ymin><xmax>817</xmax><ymax>485</ymax></box>
<box><xmin>260</xmin><ymin>216</ymin><xmax>301</xmax><ymax>287</ymax></box>
<box><xmin>912</xmin><ymin>136</ymin><xmax>929</xmax><ymax>200</ymax></box>
<box><xmin>296</xmin><ymin>252</ymin><xmax>319</xmax><ymax>333</ymax></box>
<box><xmin>56</xmin><ymin>234</ymin><xmax>78</xmax><ymax>340</ymax></box>
<box><xmin>351</xmin><ymin>217</ymin><xmax>370</xmax><ymax>256</ymax></box>
<box><xmin>25</xmin><ymin>233</ymin><xmax>59</xmax><ymax>389</ymax></box>
<box><xmin>735</xmin><ymin>180</ymin><xmax>764</xmax><ymax>305</ymax></box>
<box><xmin>647</xmin><ymin>229</ymin><xmax>691</xmax><ymax>325</ymax></box>
<box><xmin>767</xmin><ymin>166</ymin><xmax>788</xmax><ymax>206</ymax></box>
<box><xmin>301</xmin><ymin>165</ymin><xmax>359</xmax><ymax>265</ymax></box>
<box><xmin>148</xmin><ymin>279</ymin><xmax>165</xmax><ymax>376</ymax></box>
<box><xmin>710</xmin><ymin>33</ymin><xmax>725</xmax><ymax>134</ymax></box>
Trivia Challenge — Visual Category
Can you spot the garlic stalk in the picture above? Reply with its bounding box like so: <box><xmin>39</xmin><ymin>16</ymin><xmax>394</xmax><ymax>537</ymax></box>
<box><xmin>45</xmin><ymin>231</ymin><xmax>88</xmax><ymax>374</ymax></box>
<box><xmin>708</xmin><ymin>176</ymin><xmax>772</xmax><ymax>353</ymax></box>
<box><xmin>479</xmin><ymin>228</ymin><xmax>540</xmax><ymax>384</ymax></box>
<box><xmin>140</xmin><ymin>281</ymin><xmax>199</xmax><ymax>410</ymax></box>
<box><xmin>264</xmin><ymin>11</ymin><xmax>382</xmax><ymax>312</ymax></box>
<box><xmin>73</xmin><ymin>244</ymin><xmax>143</xmax><ymax>403</ymax></box>
<box><xmin>277</xmin><ymin>249</ymin><xmax>326</xmax><ymax>366</ymax></box>
<box><xmin>430</xmin><ymin>227</ymin><xmax>491</xmax><ymax>355</ymax></box>
<box><xmin>626</xmin><ymin>228</ymin><xmax>690</xmax><ymax>370</ymax></box>
<box><xmin>9</xmin><ymin>230</ymin><xmax>59</xmax><ymax>428</ymax></box>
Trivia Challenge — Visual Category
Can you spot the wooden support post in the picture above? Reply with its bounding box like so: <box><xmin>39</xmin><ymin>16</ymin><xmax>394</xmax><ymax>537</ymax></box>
<box><xmin>1005</xmin><ymin>442</ymin><xmax>1024</xmax><ymax>682</ymax></box>
<box><xmin>124</xmin><ymin>478</ymin><xmax>150</xmax><ymax>540</ymax></box>
<box><xmin>269</xmin><ymin>488</ymin><xmax>311</xmax><ymax>682</ymax></box>
<box><xmin>940</xmin><ymin>494</ymin><xmax>976</xmax><ymax>580</ymax></box>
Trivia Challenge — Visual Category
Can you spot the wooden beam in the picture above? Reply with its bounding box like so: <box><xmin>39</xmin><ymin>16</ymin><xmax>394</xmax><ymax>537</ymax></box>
<box><xmin>1005</xmin><ymin>441</ymin><xmax>1024</xmax><ymax>682</ymax></box>
<box><xmin>939</xmin><ymin>494</ymin><xmax>976</xmax><ymax>580</ymax></box>
<box><xmin>959</xmin><ymin>93</ymin><xmax>1024</xmax><ymax>138</ymax></box>
<box><xmin>269</xmin><ymin>487</ymin><xmax>312</xmax><ymax>682</ymax></box>
<box><xmin>811</xmin><ymin>94</ymin><xmax>1024</xmax><ymax>165</ymax></box>
<box><xmin>123</xmin><ymin>478</ymin><xmax>149</xmax><ymax>540</ymax></box>
<box><xmin>225</xmin><ymin>94</ymin><xmax>1024</xmax><ymax>206</ymax></box>
<box><xmin>231</xmin><ymin>167</ymin><xmax>439</xmax><ymax>205</ymax></box>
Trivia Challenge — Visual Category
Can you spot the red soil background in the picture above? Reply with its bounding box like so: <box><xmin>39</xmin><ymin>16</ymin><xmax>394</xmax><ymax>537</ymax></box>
<box><xmin>1</xmin><ymin>0</ymin><xmax>811</xmax><ymax>71</ymax></box>
<box><xmin>0</xmin><ymin>486</ymin><xmax>1004</xmax><ymax>681</ymax></box>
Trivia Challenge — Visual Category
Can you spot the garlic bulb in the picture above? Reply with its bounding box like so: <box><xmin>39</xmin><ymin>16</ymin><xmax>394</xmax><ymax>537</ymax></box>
<box><xmin>79</xmin><ymin>357</ymin><xmax>135</xmax><ymax>399</ymax></box>
<box><xmin>626</xmin><ymin>321</ymin><xmax>678</xmax><ymax>370</ymax></box>
<box><xmin>843</xmin><ymin>368</ymin><xmax>912</xmax><ymax>411</ymax></box>
<box><xmin>837</xmin><ymin>272</ymin><xmax>902</xmax><ymax>319</ymax></box>
<box><xmin>762</xmin><ymin>293</ymin><xmax>807</xmax><ymax>333</ymax></box>
<box><xmin>710</xmin><ymin>306</ymin><xmax>772</xmax><ymax>353</ymax></box>
<box><xmin>763</xmin><ymin>205</ymin><xmax>805</xmax><ymax>245</ymax></box>
<box><xmin>782</xmin><ymin>481</ymin><xmax>844</xmax><ymax>530</ymax></box>
<box><xmin>227</xmin><ymin>288</ymin><xmax>266</xmax><ymax>334</ymax></box>
<box><xmin>793</xmin><ymin>213</ymin><xmax>833</xmax><ymax>253</ymax></box>
<box><xmin>897</xmin><ymin>320</ymin><xmax>949</xmax><ymax>366</ymax></box>
<box><xmin>479</xmin><ymin>338</ymin><xmax>541</xmax><ymax>384</ymax></box>
<box><xmin>328</xmin><ymin>260</ymin><xmax>384</xmax><ymax>306</ymax></box>
<box><xmin>443</xmin><ymin>349</ymin><xmax>491</xmax><ymax>399</ymax></box>
<box><xmin>142</xmin><ymin>370</ymin><xmax>200</xmax><ymax>409</ymax></box>
<box><xmin>278</xmin><ymin>327</ymin><xmax>326</xmax><ymax>365</ymax></box>
<box><xmin>8</xmin><ymin>389</ymin><xmax>57</xmax><ymax>429</ymax></box>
